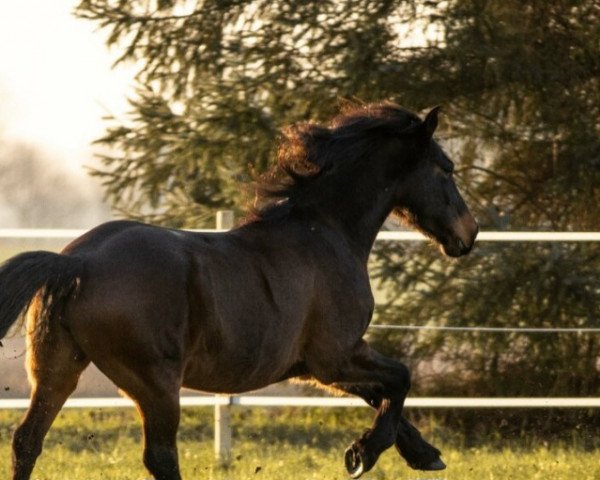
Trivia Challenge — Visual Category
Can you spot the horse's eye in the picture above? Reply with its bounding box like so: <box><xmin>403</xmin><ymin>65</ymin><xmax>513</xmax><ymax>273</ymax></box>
<box><xmin>440</xmin><ymin>166</ymin><xmax>453</xmax><ymax>178</ymax></box>
<box><xmin>439</xmin><ymin>156</ymin><xmax>454</xmax><ymax>176</ymax></box>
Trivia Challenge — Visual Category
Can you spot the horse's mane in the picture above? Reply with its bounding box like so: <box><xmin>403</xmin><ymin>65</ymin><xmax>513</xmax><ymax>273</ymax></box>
<box><xmin>249</xmin><ymin>101</ymin><xmax>421</xmax><ymax>222</ymax></box>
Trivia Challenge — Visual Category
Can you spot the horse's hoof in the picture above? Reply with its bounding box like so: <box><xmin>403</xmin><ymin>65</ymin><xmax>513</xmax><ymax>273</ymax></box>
<box><xmin>344</xmin><ymin>444</ymin><xmax>365</xmax><ymax>478</ymax></box>
<box><xmin>417</xmin><ymin>457</ymin><xmax>446</xmax><ymax>471</ymax></box>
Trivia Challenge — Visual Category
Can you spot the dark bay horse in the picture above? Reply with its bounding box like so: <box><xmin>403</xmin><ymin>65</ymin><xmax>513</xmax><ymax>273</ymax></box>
<box><xmin>0</xmin><ymin>102</ymin><xmax>477</xmax><ymax>480</ymax></box>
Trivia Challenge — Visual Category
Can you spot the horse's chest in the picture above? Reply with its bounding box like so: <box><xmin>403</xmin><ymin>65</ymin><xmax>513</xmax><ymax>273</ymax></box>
<box><xmin>309</xmin><ymin>273</ymin><xmax>374</xmax><ymax>347</ymax></box>
<box><xmin>326</xmin><ymin>271</ymin><xmax>373</xmax><ymax>318</ymax></box>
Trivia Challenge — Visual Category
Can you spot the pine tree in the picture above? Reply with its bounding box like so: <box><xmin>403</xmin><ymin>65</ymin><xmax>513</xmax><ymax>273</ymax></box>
<box><xmin>76</xmin><ymin>0</ymin><xmax>600</xmax><ymax>435</ymax></box>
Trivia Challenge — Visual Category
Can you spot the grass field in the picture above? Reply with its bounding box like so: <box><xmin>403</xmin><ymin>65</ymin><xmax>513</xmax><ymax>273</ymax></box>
<box><xmin>1</xmin><ymin>406</ymin><xmax>598</xmax><ymax>479</ymax></box>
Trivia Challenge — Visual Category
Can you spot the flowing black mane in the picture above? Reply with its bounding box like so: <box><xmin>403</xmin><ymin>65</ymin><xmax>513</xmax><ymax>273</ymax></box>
<box><xmin>252</xmin><ymin>101</ymin><xmax>421</xmax><ymax>222</ymax></box>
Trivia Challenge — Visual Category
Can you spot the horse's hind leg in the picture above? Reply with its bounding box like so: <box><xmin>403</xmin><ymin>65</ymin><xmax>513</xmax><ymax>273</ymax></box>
<box><xmin>12</xmin><ymin>319</ymin><xmax>89</xmax><ymax>480</ymax></box>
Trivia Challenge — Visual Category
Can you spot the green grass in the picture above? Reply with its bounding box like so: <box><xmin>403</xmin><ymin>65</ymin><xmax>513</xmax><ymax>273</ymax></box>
<box><xmin>1</xmin><ymin>407</ymin><xmax>598</xmax><ymax>479</ymax></box>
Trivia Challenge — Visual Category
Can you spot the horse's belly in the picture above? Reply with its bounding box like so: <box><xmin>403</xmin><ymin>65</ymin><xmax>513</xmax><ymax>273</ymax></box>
<box><xmin>181</xmin><ymin>347</ymin><xmax>296</xmax><ymax>394</ymax></box>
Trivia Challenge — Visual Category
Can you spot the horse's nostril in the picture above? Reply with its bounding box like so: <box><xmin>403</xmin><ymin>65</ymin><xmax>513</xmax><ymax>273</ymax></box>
<box><xmin>457</xmin><ymin>237</ymin><xmax>474</xmax><ymax>255</ymax></box>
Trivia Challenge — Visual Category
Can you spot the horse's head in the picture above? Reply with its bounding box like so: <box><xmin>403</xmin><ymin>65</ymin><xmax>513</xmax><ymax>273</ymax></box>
<box><xmin>392</xmin><ymin>107</ymin><xmax>478</xmax><ymax>257</ymax></box>
<box><xmin>254</xmin><ymin>101</ymin><xmax>478</xmax><ymax>257</ymax></box>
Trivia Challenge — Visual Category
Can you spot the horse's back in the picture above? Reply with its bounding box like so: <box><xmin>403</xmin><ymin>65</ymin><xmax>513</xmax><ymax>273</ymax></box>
<box><xmin>64</xmin><ymin>220</ymin><xmax>191</xmax><ymax>299</ymax></box>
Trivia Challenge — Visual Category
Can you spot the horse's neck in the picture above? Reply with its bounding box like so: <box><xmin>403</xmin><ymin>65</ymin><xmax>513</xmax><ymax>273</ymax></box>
<box><xmin>316</xmin><ymin>187</ymin><xmax>396</xmax><ymax>262</ymax></box>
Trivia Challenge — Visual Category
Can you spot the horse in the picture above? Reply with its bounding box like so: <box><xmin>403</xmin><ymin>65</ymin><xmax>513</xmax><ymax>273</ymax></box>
<box><xmin>0</xmin><ymin>101</ymin><xmax>478</xmax><ymax>480</ymax></box>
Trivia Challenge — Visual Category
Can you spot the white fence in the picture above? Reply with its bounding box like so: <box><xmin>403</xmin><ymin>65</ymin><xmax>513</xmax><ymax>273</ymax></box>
<box><xmin>2</xmin><ymin>395</ymin><xmax>600</xmax><ymax>410</ymax></box>
<box><xmin>1</xmin><ymin>226</ymin><xmax>599</xmax><ymax>460</ymax></box>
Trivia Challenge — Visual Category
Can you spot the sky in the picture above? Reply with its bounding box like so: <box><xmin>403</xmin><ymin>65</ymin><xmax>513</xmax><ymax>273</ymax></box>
<box><xmin>0</xmin><ymin>0</ymin><xmax>134</xmax><ymax>175</ymax></box>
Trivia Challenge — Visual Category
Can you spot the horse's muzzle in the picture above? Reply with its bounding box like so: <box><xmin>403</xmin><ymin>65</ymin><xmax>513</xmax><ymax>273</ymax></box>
<box><xmin>443</xmin><ymin>213</ymin><xmax>478</xmax><ymax>257</ymax></box>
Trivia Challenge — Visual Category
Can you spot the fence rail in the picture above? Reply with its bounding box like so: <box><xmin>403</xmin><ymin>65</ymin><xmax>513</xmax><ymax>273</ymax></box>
<box><xmin>2</xmin><ymin>228</ymin><xmax>600</xmax><ymax>241</ymax></box>
<box><xmin>368</xmin><ymin>324</ymin><xmax>600</xmax><ymax>333</ymax></box>
<box><xmin>2</xmin><ymin>395</ymin><xmax>600</xmax><ymax>410</ymax></box>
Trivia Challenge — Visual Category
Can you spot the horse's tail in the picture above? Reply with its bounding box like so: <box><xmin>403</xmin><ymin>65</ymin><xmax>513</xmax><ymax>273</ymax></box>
<box><xmin>0</xmin><ymin>251</ymin><xmax>84</xmax><ymax>340</ymax></box>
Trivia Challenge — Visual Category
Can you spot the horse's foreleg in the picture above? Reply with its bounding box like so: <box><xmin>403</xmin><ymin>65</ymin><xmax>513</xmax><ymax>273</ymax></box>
<box><xmin>333</xmin><ymin>384</ymin><xmax>444</xmax><ymax>471</ymax></box>
<box><xmin>395</xmin><ymin>416</ymin><xmax>445</xmax><ymax>470</ymax></box>
<box><xmin>316</xmin><ymin>341</ymin><xmax>443</xmax><ymax>477</ymax></box>
<box><xmin>312</xmin><ymin>342</ymin><xmax>408</xmax><ymax>477</ymax></box>
<box><xmin>344</xmin><ymin>398</ymin><xmax>403</xmax><ymax>478</ymax></box>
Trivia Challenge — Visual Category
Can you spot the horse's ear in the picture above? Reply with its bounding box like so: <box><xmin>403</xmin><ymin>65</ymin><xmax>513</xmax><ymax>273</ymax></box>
<box><xmin>301</xmin><ymin>125</ymin><xmax>332</xmax><ymax>169</ymax></box>
<box><xmin>423</xmin><ymin>106</ymin><xmax>441</xmax><ymax>138</ymax></box>
<box><xmin>399</xmin><ymin>106</ymin><xmax>441</xmax><ymax>139</ymax></box>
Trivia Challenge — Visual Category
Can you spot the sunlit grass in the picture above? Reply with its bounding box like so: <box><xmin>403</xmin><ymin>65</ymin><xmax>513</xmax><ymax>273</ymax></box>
<box><xmin>1</xmin><ymin>407</ymin><xmax>598</xmax><ymax>479</ymax></box>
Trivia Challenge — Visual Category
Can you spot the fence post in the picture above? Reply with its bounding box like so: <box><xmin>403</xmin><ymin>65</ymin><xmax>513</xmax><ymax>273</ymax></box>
<box><xmin>214</xmin><ymin>395</ymin><xmax>232</xmax><ymax>465</ymax></box>
<box><xmin>216</xmin><ymin>210</ymin><xmax>235</xmax><ymax>231</ymax></box>
<box><xmin>214</xmin><ymin>210</ymin><xmax>234</xmax><ymax>465</ymax></box>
